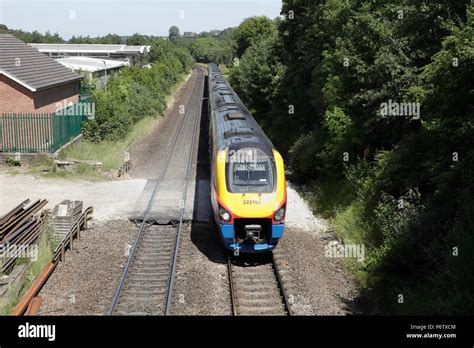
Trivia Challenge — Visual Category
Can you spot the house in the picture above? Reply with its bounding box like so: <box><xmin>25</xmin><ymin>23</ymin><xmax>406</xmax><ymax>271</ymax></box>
<box><xmin>0</xmin><ymin>34</ymin><xmax>82</xmax><ymax>115</ymax></box>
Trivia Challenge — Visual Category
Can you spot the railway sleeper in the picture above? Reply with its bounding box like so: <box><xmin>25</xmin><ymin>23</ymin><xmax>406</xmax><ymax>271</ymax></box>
<box><xmin>128</xmin><ymin>266</ymin><xmax>171</xmax><ymax>272</ymax></box>
<box><xmin>235</xmin><ymin>291</ymin><xmax>283</xmax><ymax>299</ymax></box>
<box><xmin>127</xmin><ymin>274</ymin><xmax>170</xmax><ymax>281</ymax></box>
<box><xmin>122</xmin><ymin>283</ymin><xmax>168</xmax><ymax>289</ymax></box>
<box><xmin>231</xmin><ymin>273</ymin><xmax>278</xmax><ymax>281</ymax></box>
<box><xmin>131</xmin><ymin>261</ymin><xmax>173</xmax><ymax>268</ymax></box>
<box><xmin>126</xmin><ymin>270</ymin><xmax>171</xmax><ymax>276</ymax></box>
<box><xmin>122</xmin><ymin>289</ymin><xmax>168</xmax><ymax>296</ymax></box>
<box><xmin>233</xmin><ymin>284</ymin><xmax>279</xmax><ymax>292</ymax></box>
<box><xmin>236</xmin><ymin>306</ymin><xmax>286</xmax><ymax>315</ymax></box>
<box><xmin>137</xmin><ymin>244</ymin><xmax>176</xmax><ymax>250</ymax></box>
<box><xmin>140</xmin><ymin>237</ymin><xmax>176</xmax><ymax>246</ymax></box>
<box><xmin>236</xmin><ymin>297</ymin><xmax>284</xmax><ymax>306</ymax></box>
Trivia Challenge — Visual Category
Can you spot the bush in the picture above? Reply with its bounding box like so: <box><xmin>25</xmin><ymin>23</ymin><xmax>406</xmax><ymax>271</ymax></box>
<box><xmin>5</xmin><ymin>156</ymin><xmax>21</xmax><ymax>167</ymax></box>
<box><xmin>82</xmin><ymin>42</ymin><xmax>192</xmax><ymax>142</ymax></box>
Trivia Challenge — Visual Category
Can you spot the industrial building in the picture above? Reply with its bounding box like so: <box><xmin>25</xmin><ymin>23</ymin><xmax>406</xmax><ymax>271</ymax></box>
<box><xmin>56</xmin><ymin>56</ymin><xmax>129</xmax><ymax>87</ymax></box>
<box><xmin>29</xmin><ymin>43</ymin><xmax>151</xmax><ymax>65</ymax></box>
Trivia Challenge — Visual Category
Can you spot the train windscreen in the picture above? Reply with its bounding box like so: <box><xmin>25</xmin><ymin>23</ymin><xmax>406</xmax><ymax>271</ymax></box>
<box><xmin>227</xmin><ymin>148</ymin><xmax>275</xmax><ymax>193</ymax></box>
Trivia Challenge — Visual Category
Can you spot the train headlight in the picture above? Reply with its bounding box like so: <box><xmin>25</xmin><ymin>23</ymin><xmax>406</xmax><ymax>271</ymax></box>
<box><xmin>274</xmin><ymin>205</ymin><xmax>286</xmax><ymax>222</ymax></box>
<box><xmin>219</xmin><ymin>206</ymin><xmax>231</xmax><ymax>222</ymax></box>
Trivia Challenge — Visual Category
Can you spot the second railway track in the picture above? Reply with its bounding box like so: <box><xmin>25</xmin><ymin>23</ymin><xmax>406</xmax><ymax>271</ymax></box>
<box><xmin>108</xmin><ymin>66</ymin><xmax>205</xmax><ymax>316</ymax></box>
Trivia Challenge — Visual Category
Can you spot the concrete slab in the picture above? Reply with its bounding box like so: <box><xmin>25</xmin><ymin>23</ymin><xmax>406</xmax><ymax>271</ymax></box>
<box><xmin>0</xmin><ymin>174</ymin><xmax>147</xmax><ymax>222</ymax></box>
<box><xmin>130</xmin><ymin>178</ymin><xmax>211</xmax><ymax>223</ymax></box>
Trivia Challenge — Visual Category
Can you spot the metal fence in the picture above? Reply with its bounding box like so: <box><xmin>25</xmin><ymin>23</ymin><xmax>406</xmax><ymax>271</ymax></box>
<box><xmin>0</xmin><ymin>101</ymin><xmax>91</xmax><ymax>154</ymax></box>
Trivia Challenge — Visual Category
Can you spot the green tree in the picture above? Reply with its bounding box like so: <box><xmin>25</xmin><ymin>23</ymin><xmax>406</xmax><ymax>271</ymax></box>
<box><xmin>233</xmin><ymin>16</ymin><xmax>277</xmax><ymax>57</ymax></box>
<box><xmin>190</xmin><ymin>36</ymin><xmax>232</xmax><ymax>64</ymax></box>
<box><xmin>169</xmin><ymin>26</ymin><xmax>180</xmax><ymax>43</ymax></box>
<box><xmin>229</xmin><ymin>36</ymin><xmax>284</xmax><ymax>129</ymax></box>
<box><xmin>126</xmin><ymin>33</ymin><xmax>149</xmax><ymax>45</ymax></box>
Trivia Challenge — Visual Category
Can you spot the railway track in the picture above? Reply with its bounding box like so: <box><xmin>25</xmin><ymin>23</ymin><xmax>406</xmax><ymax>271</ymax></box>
<box><xmin>108</xmin><ymin>66</ymin><xmax>205</xmax><ymax>315</ymax></box>
<box><xmin>228</xmin><ymin>252</ymin><xmax>293</xmax><ymax>316</ymax></box>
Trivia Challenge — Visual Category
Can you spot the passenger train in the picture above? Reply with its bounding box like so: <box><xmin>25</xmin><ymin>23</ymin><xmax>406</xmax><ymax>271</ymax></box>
<box><xmin>208</xmin><ymin>63</ymin><xmax>287</xmax><ymax>253</ymax></box>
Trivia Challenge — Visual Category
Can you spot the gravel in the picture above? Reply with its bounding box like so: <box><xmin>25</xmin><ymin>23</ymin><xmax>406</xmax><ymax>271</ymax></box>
<box><xmin>170</xmin><ymin>222</ymin><xmax>231</xmax><ymax>315</ymax></box>
<box><xmin>38</xmin><ymin>220</ymin><xmax>137</xmax><ymax>315</ymax></box>
<box><xmin>276</xmin><ymin>227</ymin><xmax>360</xmax><ymax>315</ymax></box>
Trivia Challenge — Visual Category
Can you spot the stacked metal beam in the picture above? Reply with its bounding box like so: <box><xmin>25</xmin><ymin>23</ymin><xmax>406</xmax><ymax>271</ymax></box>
<box><xmin>0</xmin><ymin>199</ymin><xmax>48</xmax><ymax>274</ymax></box>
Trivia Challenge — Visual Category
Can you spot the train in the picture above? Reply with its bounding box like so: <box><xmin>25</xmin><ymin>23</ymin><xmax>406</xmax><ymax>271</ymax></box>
<box><xmin>208</xmin><ymin>63</ymin><xmax>287</xmax><ymax>253</ymax></box>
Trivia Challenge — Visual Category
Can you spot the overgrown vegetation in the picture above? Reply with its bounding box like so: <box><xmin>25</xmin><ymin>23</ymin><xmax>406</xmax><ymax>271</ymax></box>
<box><xmin>62</xmin><ymin>115</ymin><xmax>158</xmax><ymax>172</ymax></box>
<box><xmin>4</xmin><ymin>156</ymin><xmax>21</xmax><ymax>167</ymax></box>
<box><xmin>229</xmin><ymin>2</ymin><xmax>474</xmax><ymax>314</ymax></box>
<box><xmin>0</xmin><ymin>226</ymin><xmax>55</xmax><ymax>315</ymax></box>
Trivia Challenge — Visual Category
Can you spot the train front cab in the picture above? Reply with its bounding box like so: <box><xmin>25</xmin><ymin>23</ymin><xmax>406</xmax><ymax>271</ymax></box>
<box><xmin>212</xmin><ymin>148</ymin><xmax>287</xmax><ymax>253</ymax></box>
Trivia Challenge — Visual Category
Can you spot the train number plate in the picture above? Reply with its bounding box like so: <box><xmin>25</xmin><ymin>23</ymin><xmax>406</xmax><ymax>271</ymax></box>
<box><xmin>243</xmin><ymin>199</ymin><xmax>261</xmax><ymax>205</ymax></box>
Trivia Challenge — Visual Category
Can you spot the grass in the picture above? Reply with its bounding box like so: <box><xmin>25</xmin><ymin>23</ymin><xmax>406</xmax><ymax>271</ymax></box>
<box><xmin>62</xmin><ymin>115</ymin><xmax>158</xmax><ymax>171</ymax></box>
<box><xmin>332</xmin><ymin>201</ymin><xmax>370</xmax><ymax>246</ymax></box>
<box><xmin>331</xmin><ymin>201</ymin><xmax>372</xmax><ymax>285</ymax></box>
<box><xmin>24</xmin><ymin>225</ymin><xmax>55</xmax><ymax>285</ymax></box>
<box><xmin>306</xmin><ymin>178</ymin><xmax>371</xmax><ymax>284</ymax></box>
<box><xmin>305</xmin><ymin>177</ymin><xmax>354</xmax><ymax>219</ymax></box>
<box><xmin>0</xmin><ymin>226</ymin><xmax>55</xmax><ymax>315</ymax></box>
<box><xmin>0</xmin><ymin>279</ymin><xmax>23</xmax><ymax>315</ymax></box>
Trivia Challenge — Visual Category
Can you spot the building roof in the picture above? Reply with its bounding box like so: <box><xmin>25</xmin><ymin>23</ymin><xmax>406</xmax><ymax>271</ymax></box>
<box><xmin>56</xmin><ymin>56</ymin><xmax>129</xmax><ymax>73</ymax></box>
<box><xmin>30</xmin><ymin>43</ymin><xmax>151</xmax><ymax>55</ymax></box>
<box><xmin>0</xmin><ymin>34</ymin><xmax>82</xmax><ymax>92</ymax></box>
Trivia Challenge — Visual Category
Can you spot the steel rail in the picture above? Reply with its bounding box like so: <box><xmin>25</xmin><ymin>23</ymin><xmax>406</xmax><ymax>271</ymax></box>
<box><xmin>227</xmin><ymin>257</ymin><xmax>238</xmax><ymax>316</ymax></box>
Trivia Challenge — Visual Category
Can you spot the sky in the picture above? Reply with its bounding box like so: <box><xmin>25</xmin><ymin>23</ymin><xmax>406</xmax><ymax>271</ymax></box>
<box><xmin>0</xmin><ymin>0</ymin><xmax>283</xmax><ymax>39</ymax></box>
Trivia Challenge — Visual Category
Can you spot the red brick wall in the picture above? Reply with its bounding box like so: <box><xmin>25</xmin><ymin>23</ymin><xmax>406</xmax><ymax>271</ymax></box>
<box><xmin>0</xmin><ymin>74</ymin><xmax>79</xmax><ymax>114</ymax></box>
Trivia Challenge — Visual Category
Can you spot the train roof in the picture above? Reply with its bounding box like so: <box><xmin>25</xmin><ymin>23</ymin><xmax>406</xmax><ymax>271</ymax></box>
<box><xmin>208</xmin><ymin>63</ymin><xmax>274</xmax><ymax>155</ymax></box>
